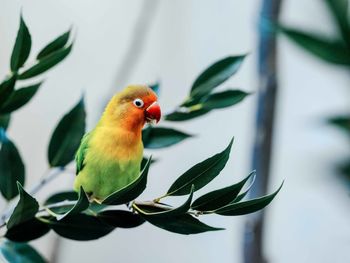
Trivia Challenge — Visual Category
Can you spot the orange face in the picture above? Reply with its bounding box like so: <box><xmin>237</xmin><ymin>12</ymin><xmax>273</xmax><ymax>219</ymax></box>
<box><xmin>104</xmin><ymin>85</ymin><xmax>161</xmax><ymax>131</ymax></box>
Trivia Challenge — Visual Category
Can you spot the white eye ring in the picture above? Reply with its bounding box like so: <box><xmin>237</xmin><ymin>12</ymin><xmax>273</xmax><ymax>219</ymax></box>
<box><xmin>133</xmin><ymin>98</ymin><xmax>144</xmax><ymax>108</ymax></box>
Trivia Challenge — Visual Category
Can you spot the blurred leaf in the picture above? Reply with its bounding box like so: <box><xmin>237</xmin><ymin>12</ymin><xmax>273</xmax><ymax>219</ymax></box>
<box><xmin>231</xmin><ymin>173</ymin><xmax>256</xmax><ymax>203</ymax></box>
<box><xmin>5</xmin><ymin>218</ymin><xmax>50</xmax><ymax>242</ymax></box>
<box><xmin>0</xmin><ymin>114</ymin><xmax>11</xmax><ymax>130</ymax></box>
<box><xmin>19</xmin><ymin>44</ymin><xmax>73</xmax><ymax>80</ymax></box>
<box><xmin>142</xmin><ymin>126</ymin><xmax>192</xmax><ymax>149</ymax></box>
<box><xmin>102</xmin><ymin>157</ymin><xmax>151</xmax><ymax>205</ymax></box>
<box><xmin>44</xmin><ymin>191</ymin><xmax>78</xmax><ymax>214</ymax></box>
<box><xmin>167</xmin><ymin>138</ymin><xmax>233</xmax><ymax>196</ymax></box>
<box><xmin>142</xmin><ymin>212</ymin><xmax>223</xmax><ymax>235</ymax></box>
<box><xmin>191</xmin><ymin>171</ymin><xmax>255</xmax><ymax>211</ymax></box>
<box><xmin>149</xmin><ymin>83</ymin><xmax>160</xmax><ymax>96</ymax></box>
<box><xmin>0</xmin><ymin>82</ymin><xmax>41</xmax><ymax>114</ymax></box>
<box><xmin>201</xmin><ymin>90</ymin><xmax>249</xmax><ymax>110</ymax></box>
<box><xmin>190</xmin><ymin>55</ymin><xmax>245</xmax><ymax>100</ymax></box>
<box><xmin>0</xmin><ymin>130</ymin><xmax>25</xmax><ymax>200</ymax></box>
<box><xmin>165</xmin><ymin>108</ymin><xmax>210</xmax><ymax>122</ymax></box>
<box><xmin>214</xmin><ymin>182</ymin><xmax>283</xmax><ymax>216</ymax></box>
<box><xmin>328</xmin><ymin>116</ymin><xmax>350</xmax><ymax>135</ymax></box>
<box><xmin>7</xmin><ymin>183</ymin><xmax>39</xmax><ymax>229</ymax></box>
<box><xmin>48</xmin><ymin>96</ymin><xmax>86</xmax><ymax>167</ymax></box>
<box><xmin>55</xmin><ymin>187</ymin><xmax>89</xmax><ymax>220</ymax></box>
<box><xmin>11</xmin><ymin>15</ymin><xmax>31</xmax><ymax>72</ymax></box>
<box><xmin>0</xmin><ymin>240</ymin><xmax>46</xmax><ymax>263</ymax></box>
<box><xmin>324</xmin><ymin>0</ymin><xmax>350</xmax><ymax>44</ymax></box>
<box><xmin>37</xmin><ymin>30</ymin><xmax>71</xmax><ymax>60</ymax></box>
<box><xmin>48</xmin><ymin>214</ymin><xmax>114</xmax><ymax>241</ymax></box>
<box><xmin>97</xmin><ymin>210</ymin><xmax>145</xmax><ymax>228</ymax></box>
<box><xmin>280</xmin><ymin>27</ymin><xmax>350</xmax><ymax>65</ymax></box>
<box><xmin>0</xmin><ymin>75</ymin><xmax>17</xmax><ymax>109</ymax></box>
<box><xmin>137</xmin><ymin>185</ymin><xmax>194</xmax><ymax>218</ymax></box>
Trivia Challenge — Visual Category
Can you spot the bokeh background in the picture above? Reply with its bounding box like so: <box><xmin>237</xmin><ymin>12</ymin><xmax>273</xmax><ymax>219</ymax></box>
<box><xmin>1</xmin><ymin>0</ymin><xmax>350</xmax><ymax>262</ymax></box>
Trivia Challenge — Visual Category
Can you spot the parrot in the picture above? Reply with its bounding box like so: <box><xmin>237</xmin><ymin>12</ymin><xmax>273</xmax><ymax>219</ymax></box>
<box><xmin>73</xmin><ymin>84</ymin><xmax>161</xmax><ymax>202</ymax></box>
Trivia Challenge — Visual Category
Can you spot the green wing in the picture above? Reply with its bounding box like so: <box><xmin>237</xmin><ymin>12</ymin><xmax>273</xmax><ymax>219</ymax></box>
<box><xmin>75</xmin><ymin>132</ymin><xmax>91</xmax><ymax>175</ymax></box>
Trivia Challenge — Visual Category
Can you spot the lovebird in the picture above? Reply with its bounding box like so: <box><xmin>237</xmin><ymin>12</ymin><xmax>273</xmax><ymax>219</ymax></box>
<box><xmin>74</xmin><ymin>84</ymin><xmax>161</xmax><ymax>201</ymax></box>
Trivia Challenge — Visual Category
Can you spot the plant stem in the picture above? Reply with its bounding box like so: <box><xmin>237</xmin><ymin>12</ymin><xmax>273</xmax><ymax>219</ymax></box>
<box><xmin>243</xmin><ymin>1</ymin><xmax>283</xmax><ymax>263</ymax></box>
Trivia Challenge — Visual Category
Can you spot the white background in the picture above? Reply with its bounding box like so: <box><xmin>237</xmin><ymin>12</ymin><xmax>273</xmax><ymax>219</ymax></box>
<box><xmin>0</xmin><ymin>0</ymin><xmax>350</xmax><ymax>262</ymax></box>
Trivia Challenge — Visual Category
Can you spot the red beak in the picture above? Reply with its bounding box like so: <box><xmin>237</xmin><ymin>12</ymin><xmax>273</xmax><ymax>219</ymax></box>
<box><xmin>145</xmin><ymin>101</ymin><xmax>161</xmax><ymax>123</ymax></box>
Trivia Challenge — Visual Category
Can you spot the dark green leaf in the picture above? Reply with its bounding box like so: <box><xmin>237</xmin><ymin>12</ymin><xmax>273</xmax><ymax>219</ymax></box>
<box><xmin>165</xmin><ymin>108</ymin><xmax>210</xmax><ymax>122</ymax></box>
<box><xmin>149</xmin><ymin>83</ymin><xmax>160</xmax><ymax>96</ymax></box>
<box><xmin>280</xmin><ymin>27</ymin><xmax>350</xmax><ymax>65</ymax></box>
<box><xmin>48</xmin><ymin>96</ymin><xmax>86</xmax><ymax>167</ymax></box>
<box><xmin>10</xmin><ymin>15</ymin><xmax>31</xmax><ymax>72</ymax></box>
<box><xmin>328</xmin><ymin>116</ymin><xmax>350</xmax><ymax>135</ymax></box>
<box><xmin>0</xmin><ymin>75</ymin><xmax>16</xmax><ymax>109</ymax></box>
<box><xmin>324</xmin><ymin>0</ymin><xmax>350</xmax><ymax>44</ymax></box>
<box><xmin>44</xmin><ymin>191</ymin><xmax>78</xmax><ymax>214</ymax></box>
<box><xmin>0</xmin><ymin>130</ymin><xmax>25</xmax><ymax>200</ymax></box>
<box><xmin>190</xmin><ymin>55</ymin><xmax>246</xmax><ymax>99</ymax></box>
<box><xmin>0</xmin><ymin>240</ymin><xmax>46</xmax><ymax>263</ymax></box>
<box><xmin>48</xmin><ymin>214</ymin><xmax>115</xmax><ymax>241</ymax></box>
<box><xmin>215</xmin><ymin>182</ymin><xmax>283</xmax><ymax>216</ymax></box>
<box><xmin>136</xmin><ymin>185</ymin><xmax>194</xmax><ymax>217</ymax></box>
<box><xmin>142</xmin><ymin>212</ymin><xmax>223</xmax><ymax>235</ymax></box>
<box><xmin>167</xmin><ymin>138</ymin><xmax>233</xmax><ymax>196</ymax></box>
<box><xmin>0</xmin><ymin>82</ymin><xmax>41</xmax><ymax>113</ymax></box>
<box><xmin>142</xmin><ymin>126</ymin><xmax>192</xmax><ymax>149</ymax></box>
<box><xmin>202</xmin><ymin>90</ymin><xmax>249</xmax><ymax>110</ymax></box>
<box><xmin>19</xmin><ymin>44</ymin><xmax>73</xmax><ymax>80</ymax></box>
<box><xmin>55</xmin><ymin>187</ymin><xmax>89</xmax><ymax>220</ymax></box>
<box><xmin>7</xmin><ymin>183</ymin><xmax>39</xmax><ymax>229</ymax></box>
<box><xmin>231</xmin><ymin>173</ymin><xmax>256</xmax><ymax>203</ymax></box>
<box><xmin>98</xmin><ymin>210</ymin><xmax>145</xmax><ymax>228</ymax></box>
<box><xmin>5</xmin><ymin>218</ymin><xmax>50</xmax><ymax>242</ymax></box>
<box><xmin>102</xmin><ymin>157</ymin><xmax>151</xmax><ymax>205</ymax></box>
<box><xmin>37</xmin><ymin>30</ymin><xmax>71</xmax><ymax>60</ymax></box>
<box><xmin>191</xmin><ymin>171</ymin><xmax>255</xmax><ymax>211</ymax></box>
<box><xmin>0</xmin><ymin>114</ymin><xmax>11</xmax><ymax>130</ymax></box>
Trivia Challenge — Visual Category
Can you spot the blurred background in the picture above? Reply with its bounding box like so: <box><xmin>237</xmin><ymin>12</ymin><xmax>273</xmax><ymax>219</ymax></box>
<box><xmin>1</xmin><ymin>0</ymin><xmax>350</xmax><ymax>262</ymax></box>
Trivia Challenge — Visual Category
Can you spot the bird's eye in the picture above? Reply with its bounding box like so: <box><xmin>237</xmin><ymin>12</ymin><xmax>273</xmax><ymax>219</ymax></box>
<box><xmin>133</xmin><ymin>98</ymin><xmax>144</xmax><ymax>108</ymax></box>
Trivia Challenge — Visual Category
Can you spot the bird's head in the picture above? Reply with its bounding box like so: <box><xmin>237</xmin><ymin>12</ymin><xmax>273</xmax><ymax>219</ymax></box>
<box><xmin>102</xmin><ymin>84</ymin><xmax>161</xmax><ymax>131</ymax></box>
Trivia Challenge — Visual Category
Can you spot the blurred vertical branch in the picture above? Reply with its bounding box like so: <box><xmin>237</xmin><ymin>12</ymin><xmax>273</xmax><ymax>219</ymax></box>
<box><xmin>243</xmin><ymin>1</ymin><xmax>283</xmax><ymax>263</ymax></box>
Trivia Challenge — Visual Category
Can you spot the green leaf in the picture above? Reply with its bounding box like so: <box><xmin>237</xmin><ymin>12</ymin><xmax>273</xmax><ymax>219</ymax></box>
<box><xmin>0</xmin><ymin>75</ymin><xmax>17</xmax><ymax>109</ymax></box>
<box><xmin>201</xmin><ymin>90</ymin><xmax>249</xmax><ymax>110</ymax></box>
<box><xmin>231</xmin><ymin>173</ymin><xmax>256</xmax><ymax>203</ymax></box>
<box><xmin>191</xmin><ymin>171</ymin><xmax>255</xmax><ymax>211</ymax></box>
<box><xmin>0</xmin><ymin>240</ymin><xmax>46</xmax><ymax>263</ymax></box>
<box><xmin>55</xmin><ymin>187</ymin><xmax>89</xmax><ymax>220</ymax></box>
<box><xmin>48</xmin><ymin>96</ymin><xmax>86</xmax><ymax>167</ymax></box>
<box><xmin>44</xmin><ymin>191</ymin><xmax>78</xmax><ymax>214</ymax></box>
<box><xmin>0</xmin><ymin>130</ymin><xmax>25</xmax><ymax>200</ymax></box>
<box><xmin>190</xmin><ymin>55</ymin><xmax>245</xmax><ymax>99</ymax></box>
<box><xmin>280</xmin><ymin>27</ymin><xmax>350</xmax><ymax>65</ymax></box>
<box><xmin>136</xmin><ymin>185</ymin><xmax>194</xmax><ymax>217</ymax></box>
<box><xmin>142</xmin><ymin>212</ymin><xmax>223</xmax><ymax>235</ymax></box>
<box><xmin>37</xmin><ymin>30</ymin><xmax>71</xmax><ymax>60</ymax></box>
<box><xmin>7</xmin><ymin>183</ymin><xmax>39</xmax><ymax>229</ymax></box>
<box><xmin>214</xmin><ymin>182</ymin><xmax>283</xmax><ymax>216</ymax></box>
<box><xmin>167</xmin><ymin>138</ymin><xmax>233</xmax><ymax>196</ymax></box>
<box><xmin>19</xmin><ymin>44</ymin><xmax>73</xmax><ymax>80</ymax></box>
<box><xmin>48</xmin><ymin>214</ymin><xmax>115</xmax><ymax>241</ymax></box>
<box><xmin>10</xmin><ymin>15</ymin><xmax>31</xmax><ymax>72</ymax></box>
<box><xmin>142</xmin><ymin>126</ymin><xmax>192</xmax><ymax>149</ymax></box>
<box><xmin>328</xmin><ymin>116</ymin><xmax>350</xmax><ymax>135</ymax></box>
<box><xmin>5</xmin><ymin>218</ymin><xmax>50</xmax><ymax>242</ymax></box>
<box><xmin>97</xmin><ymin>210</ymin><xmax>145</xmax><ymax>228</ymax></box>
<box><xmin>0</xmin><ymin>82</ymin><xmax>41</xmax><ymax>114</ymax></box>
<box><xmin>164</xmin><ymin>108</ymin><xmax>210</xmax><ymax>122</ymax></box>
<box><xmin>102</xmin><ymin>157</ymin><xmax>151</xmax><ymax>205</ymax></box>
<box><xmin>0</xmin><ymin>114</ymin><xmax>11</xmax><ymax>130</ymax></box>
<box><xmin>324</xmin><ymin>0</ymin><xmax>350</xmax><ymax>44</ymax></box>
<box><xmin>149</xmin><ymin>83</ymin><xmax>160</xmax><ymax>96</ymax></box>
